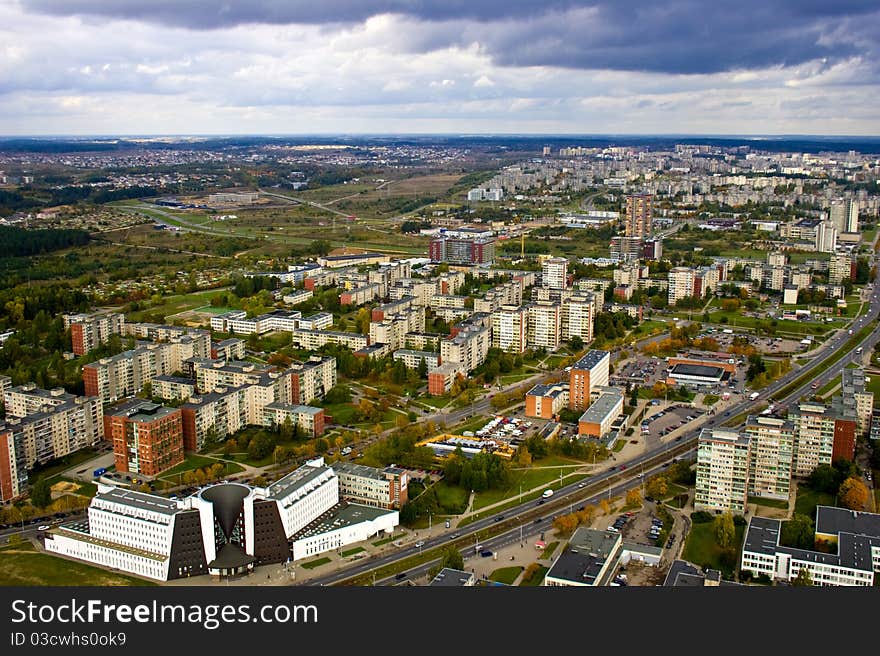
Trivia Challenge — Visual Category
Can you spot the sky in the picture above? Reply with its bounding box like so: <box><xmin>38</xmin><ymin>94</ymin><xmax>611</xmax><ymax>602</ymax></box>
<box><xmin>1</xmin><ymin>0</ymin><xmax>879</xmax><ymax>136</ymax></box>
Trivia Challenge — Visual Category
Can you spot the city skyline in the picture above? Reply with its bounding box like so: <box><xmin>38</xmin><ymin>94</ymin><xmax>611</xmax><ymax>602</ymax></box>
<box><xmin>2</xmin><ymin>1</ymin><xmax>879</xmax><ymax>135</ymax></box>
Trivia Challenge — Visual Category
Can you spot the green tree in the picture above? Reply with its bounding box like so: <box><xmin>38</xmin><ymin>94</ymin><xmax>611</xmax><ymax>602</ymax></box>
<box><xmin>417</xmin><ymin>357</ymin><xmax>429</xmax><ymax>379</ymax></box>
<box><xmin>780</xmin><ymin>513</ymin><xmax>815</xmax><ymax>550</ymax></box>
<box><xmin>714</xmin><ymin>513</ymin><xmax>735</xmax><ymax>548</ymax></box>
<box><xmin>30</xmin><ymin>477</ymin><xmax>52</xmax><ymax>508</ymax></box>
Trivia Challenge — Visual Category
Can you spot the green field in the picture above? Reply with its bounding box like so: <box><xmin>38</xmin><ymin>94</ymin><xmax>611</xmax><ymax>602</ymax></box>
<box><xmin>866</xmin><ymin>374</ymin><xmax>880</xmax><ymax>407</ymax></box>
<box><xmin>542</xmin><ymin>541</ymin><xmax>560</xmax><ymax>559</ymax></box>
<box><xmin>300</xmin><ymin>557</ymin><xmax>332</xmax><ymax>570</ymax></box>
<box><xmin>126</xmin><ymin>288</ymin><xmax>231</xmax><ymax>322</ymax></box>
<box><xmin>794</xmin><ymin>485</ymin><xmax>836</xmax><ymax>518</ymax></box>
<box><xmin>681</xmin><ymin>521</ymin><xmax>745</xmax><ymax>577</ymax></box>
<box><xmin>28</xmin><ymin>448</ymin><xmax>102</xmax><ymax>484</ymax></box>
<box><xmin>434</xmin><ymin>481</ymin><xmax>470</xmax><ymax>514</ymax></box>
<box><xmin>0</xmin><ymin>542</ymin><xmax>156</xmax><ymax>586</ymax></box>
<box><xmin>488</xmin><ymin>566</ymin><xmax>523</xmax><ymax>585</ymax></box>
<box><xmin>748</xmin><ymin>495</ymin><xmax>789</xmax><ymax>509</ymax></box>
<box><xmin>339</xmin><ymin>547</ymin><xmax>365</xmax><ymax>558</ymax></box>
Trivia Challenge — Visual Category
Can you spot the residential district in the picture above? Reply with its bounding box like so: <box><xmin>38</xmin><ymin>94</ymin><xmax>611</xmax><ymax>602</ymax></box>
<box><xmin>1</xmin><ymin>136</ymin><xmax>879</xmax><ymax>588</ymax></box>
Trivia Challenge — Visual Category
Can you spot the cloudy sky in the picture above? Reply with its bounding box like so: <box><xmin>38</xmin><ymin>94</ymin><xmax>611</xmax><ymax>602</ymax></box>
<box><xmin>2</xmin><ymin>1</ymin><xmax>879</xmax><ymax>135</ymax></box>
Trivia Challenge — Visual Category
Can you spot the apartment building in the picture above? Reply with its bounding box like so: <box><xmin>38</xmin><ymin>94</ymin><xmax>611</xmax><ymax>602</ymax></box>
<box><xmin>829</xmin><ymin>198</ymin><xmax>859</xmax><ymax>234</ymax></box>
<box><xmin>282</xmin><ymin>289</ymin><xmax>313</xmax><ymax>306</ymax></box>
<box><xmin>828</xmin><ymin>253</ymin><xmax>854</xmax><ymax>285</ymax></box>
<box><xmin>104</xmin><ymin>400</ymin><xmax>184</xmax><ymax>477</ymax></box>
<box><xmin>625</xmin><ymin>193</ymin><xmax>653</xmax><ymax>238</ymax></box>
<box><xmin>261</xmin><ymin>403</ymin><xmax>325</xmax><ymax>438</ymax></box>
<box><xmin>569</xmin><ymin>350</ymin><xmax>610</xmax><ymax>411</ymax></box>
<box><xmin>491</xmin><ymin>305</ymin><xmax>528</xmax><ymax>354</ymax></box>
<box><xmin>392</xmin><ymin>349</ymin><xmax>440</xmax><ymax>370</ymax></box>
<box><xmin>150</xmin><ymin>375</ymin><xmax>197</xmax><ymax>402</ymax></box>
<box><xmin>334</xmin><ymin>462</ymin><xmax>408</xmax><ymax>509</ymax></box>
<box><xmin>211</xmin><ymin>338</ymin><xmax>246</xmax><ymax>361</ymax></box>
<box><xmin>83</xmin><ymin>336</ymin><xmax>211</xmax><ymax>404</ymax></box>
<box><xmin>180</xmin><ymin>386</ymin><xmax>249</xmax><ymax>451</ymax></box>
<box><xmin>541</xmin><ymin>257</ymin><xmax>569</xmax><ymax>290</ymax></box>
<box><xmin>743</xmin><ymin>415</ymin><xmax>794</xmax><ymax>500</ymax></box>
<box><xmin>429</xmin><ymin>232</ymin><xmax>495</xmax><ymax>265</ymax></box>
<box><xmin>0</xmin><ymin>388</ymin><xmax>104</xmax><ymax>501</ymax></box>
<box><xmin>297</xmin><ymin>312</ymin><xmax>333</xmax><ymax>331</ymax></box>
<box><xmin>840</xmin><ymin>369</ymin><xmax>874</xmax><ymax>436</ymax></box>
<box><xmin>561</xmin><ymin>293</ymin><xmax>597</xmax><ymax>344</ymax></box>
<box><xmin>289</xmin><ymin>356</ymin><xmax>336</xmax><ymax>405</ymax></box>
<box><xmin>427</xmin><ymin>362</ymin><xmax>466</xmax><ymax>396</ymax></box>
<box><xmin>695</xmin><ymin>429</ymin><xmax>751</xmax><ymax>514</ymax></box>
<box><xmin>440</xmin><ymin>325</ymin><xmax>491</xmax><ymax>373</ymax></box>
<box><xmin>64</xmin><ymin>311</ymin><xmax>125</xmax><ymax>356</ymax></box>
<box><xmin>789</xmin><ymin>402</ymin><xmax>857</xmax><ymax>477</ymax></box>
<box><xmin>527</xmin><ymin>301</ymin><xmax>562</xmax><ymax>351</ymax></box>
<box><xmin>340</xmin><ymin>284</ymin><xmax>383</xmax><ymax>307</ymax></box>
<box><xmin>668</xmin><ymin>267</ymin><xmax>695</xmax><ymax>305</ymax></box>
<box><xmin>290</xmin><ymin>329</ymin><xmax>368</xmax><ymax>351</ymax></box>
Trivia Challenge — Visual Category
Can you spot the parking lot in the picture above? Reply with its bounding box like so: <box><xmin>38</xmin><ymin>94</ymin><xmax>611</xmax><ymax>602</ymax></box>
<box><xmin>706</xmin><ymin>331</ymin><xmax>806</xmax><ymax>355</ymax></box>
<box><xmin>640</xmin><ymin>405</ymin><xmax>705</xmax><ymax>446</ymax></box>
<box><xmin>611</xmin><ymin>356</ymin><xmax>666</xmax><ymax>387</ymax></box>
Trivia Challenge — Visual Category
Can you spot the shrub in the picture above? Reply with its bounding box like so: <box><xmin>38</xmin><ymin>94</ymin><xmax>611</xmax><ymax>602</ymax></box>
<box><xmin>691</xmin><ymin>510</ymin><xmax>714</xmax><ymax>523</ymax></box>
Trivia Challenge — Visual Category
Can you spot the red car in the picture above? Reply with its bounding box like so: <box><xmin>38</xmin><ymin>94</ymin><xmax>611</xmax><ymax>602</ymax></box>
<box><xmin>620</xmin><ymin>465</ymin><xmax>627</xmax><ymax>470</ymax></box>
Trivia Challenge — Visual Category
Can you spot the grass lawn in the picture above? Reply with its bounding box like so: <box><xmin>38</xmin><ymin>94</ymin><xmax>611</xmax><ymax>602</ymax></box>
<box><xmin>488</xmin><ymin>566</ymin><xmax>523</xmax><ymax>585</ymax></box>
<box><xmin>542</xmin><ymin>541</ymin><xmax>560</xmax><ymax>559</ymax></box>
<box><xmin>322</xmin><ymin>402</ymin><xmax>359</xmax><ymax>426</ymax></box>
<box><xmin>28</xmin><ymin>448</ymin><xmax>101</xmax><ymax>484</ymax></box>
<box><xmin>157</xmin><ymin>454</ymin><xmax>245</xmax><ymax>481</ymax></box>
<box><xmin>519</xmin><ymin>565</ymin><xmax>549</xmax><ymax>586</ymax></box>
<box><xmin>418</xmin><ymin>396</ymin><xmax>451</xmax><ymax>410</ymax></box>
<box><xmin>372</xmin><ymin>535</ymin><xmax>396</xmax><ymax>547</ymax></box>
<box><xmin>300</xmin><ymin>557</ymin><xmax>332</xmax><ymax>570</ymax></box>
<box><xmin>340</xmin><ymin>547</ymin><xmax>365</xmax><ymax>558</ymax></box>
<box><xmin>794</xmin><ymin>485</ymin><xmax>836</xmax><ymax>518</ymax></box>
<box><xmin>434</xmin><ymin>481</ymin><xmax>470</xmax><ymax>514</ymax></box>
<box><xmin>613</xmin><ymin>440</ymin><xmax>626</xmax><ymax>452</ymax></box>
<box><xmin>0</xmin><ymin>542</ymin><xmax>156</xmax><ymax>586</ymax></box>
<box><xmin>499</xmin><ymin>372</ymin><xmax>539</xmax><ymax>385</ymax></box>
<box><xmin>471</xmin><ymin>457</ymin><xmax>584</xmax><ymax>511</ymax></box>
<box><xmin>748</xmin><ymin>495</ymin><xmax>790</xmax><ymax>509</ymax></box>
<box><xmin>681</xmin><ymin>521</ymin><xmax>745</xmax><ymax>577</ymax></box>
<box><xmin>451</xmin><ymin>415</ymin><xmax>492</xmax><ymax>435</ymax></box>
<box><xmin>866</xmin><ymin>374</ymin><xmax>880</xmax><ymax>407</ymax></box>
<box><xmin>126</xmin><ymin>288</ymin><xmax>229</xmax><ymax>322</ymax></box>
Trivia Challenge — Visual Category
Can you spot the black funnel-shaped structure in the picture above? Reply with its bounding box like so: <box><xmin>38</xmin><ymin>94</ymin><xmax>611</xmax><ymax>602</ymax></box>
<box><xmin>200</xmin><ymin>484</ymin><xmax>250</xmax><ymax>539</ymax></box>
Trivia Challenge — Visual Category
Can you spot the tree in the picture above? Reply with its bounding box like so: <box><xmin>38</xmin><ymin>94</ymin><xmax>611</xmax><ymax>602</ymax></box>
<box><xmin>599</xmin><ymin>498</ymin><xmax>611</xmax><ymax>515</ymax></box>
<box><xmin>714</xmin><ymin>513</ymin><xmax>735</xmax><ymax>548</ymax></box>
<box><xmin>517</xmin><ymin>445</ymin><xmax>532</xmax><ymax>467</ymax></box>
<box><xmin>30</xmin><ymin>477</ymin><xmax>52</xmax><ymax>508</ymax></box>
<box><xmin>417</xmin><ymin>357</ymin><xmax>429</xmax><ymax>379</ymax></box>
<box><xmin>552</xmin><ymin>513</ymin><xmax>579</xmax><ymax>536</ymax></box>
<box><xmin>625</xmin><ymin>488</ymin><xmax>642</xmax><ymax>507</ymax></box>
<box><xmin>791</xmin><ymin>568</ymin><xmax>813</xmax><ymax>586</ymax></box>
<box><xmin>439</xmin><ymin>545</ymin><xmax>464</xmax><ymax>571</ymax></box>
<box><xmin>808</xmin><ymin>464</ymin><xmax>841</xmax><ymax>494</ymax></box>
<box><xmin>645</xmin><ymin>474</ymin><xmax>668</xmax><ymax>499</ymax></box>
<box><xmin>780</xmin><ymin>513</ymin><xmax>815</xmax><ymax>550</ymax></box>
<box><xmin>576</xmin><ymin>505</ymin><xmax>596</xmax><ymax>526</ymax></box>
<box><xmin>279</xmin><ymin>416</ymin><xmax>294</xmax><ymax>442</ymax></box>
<box><xmin>838</xmin><ymin>476</ymin><xmax>869</xmax><ymax>511</ymax></box>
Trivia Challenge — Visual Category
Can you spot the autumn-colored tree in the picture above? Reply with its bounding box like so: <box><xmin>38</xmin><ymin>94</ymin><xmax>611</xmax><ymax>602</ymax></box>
<box><xmin>517</xmin><ymin>445</ymin><xmax>532</xmax><ymax>467</ymax></box>
<box><xmin>625</xmin><ymin>488</ymin><xmax>642</xmax><ymax>507</ymax></box>
<box><xmin>576</xmin><ymin>505</ymin><xmax>596</xmax><ymax>526</ymax></box>
<box><xmin>552</xmin><ymin>514</ymin><xmax>579</xmax><ymax>536</ymax></box>
<box><xmin>839</xmin><ymin>476</ymin><xmax>869</xmax><ymax>511</ymax></box>
<box><xmin>791</xmin><ymin>568</ymin><xmax>813</xmax><ymax>586</ymax></box>
<box><xmin>651</xmin><ymin>381</ymin><xmax>668</xmax><ymax>399</ymax></box>
<box><xmin>645</xmin><ymin>474</ymin><xmax>669</xmax><ymax>499</ymax></box>
<box><xmin>599</xmin><ymin>498</ymin><xmax>611</xmax><ymax>515</ymax></box>
<box><xmin>181</xmin><ymin>470</ymin><xmax>197</xmax><ymax>486</ymax></box>
<box><xmin>714</xmin><ymin>513</ymin><xmax>736</xmax><ymax>548</ymax></box>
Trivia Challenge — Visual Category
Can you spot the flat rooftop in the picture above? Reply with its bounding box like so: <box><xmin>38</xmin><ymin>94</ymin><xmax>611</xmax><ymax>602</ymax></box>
<box><xmin>546</xmin><ymin>548</ymin><xmax>607</xmax><ymax>585</ymax></box>
<box><xmin>429</xmin><ymin>568</ymin><xmax>475</xmax><ymax>587</ymax></box>
<box><xmin>96</xmin><ymin>487</ymin><xmax>181</xmax><ymax>516</ymax></box>
<box><xmin>669</xmin><ymin>363</ymin><xmax>725</xmax><ymax>379</ymax></box>
<box><xmin>291</xmin><ymin>501</ymin><xmax>394</xmax><ymax>540</ymax></box>
<box><xmin>816</xmin><ymin>506</ymin><xmax>880</xmax><ymax>539</ymax></box>
<box><xmin>571</xmin><ymin>350</ymin><xmax>609</xmax><ymax>372</ymax></box>
<box><xmin>266</xmin><ymin>462</ymin><xmax>332</xmax><ymax>501</ymax></box>
<box><xmin>333</xmin><ymin>462</ymin><xmax>388</xmax><ymax>481</ymax></box>
<box><xmin>579</xmin><ymin>392</ymin><xmax>623</xmax><ymax>424</ymax></box>
<box><xmin>743</xmin><ymin>516</ymin><xmax>782</xmax><ymax>555</ymax></box>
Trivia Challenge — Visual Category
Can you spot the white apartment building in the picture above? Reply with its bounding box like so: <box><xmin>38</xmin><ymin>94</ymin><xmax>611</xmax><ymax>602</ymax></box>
<box><xmin>668</xmin><ymin>267</ymin><xmax>695</xmax><ymax>305</ymax></box>
<box><xmin>440</xmin><ymin>325</ymin><xmax>491</xmax><ymax>373</ymax></box>
<box><xmin>492</xmin><ymin>305</ymin><xmax>529</xmax><ymax>354</ymax></box>
<box><xmin>392</xmin><ymin>349</ymin><xmax>440</xmax><ymax>370</ymax></box>
<box><xmin>561</xmin><ymin>293</ymin><xmax>597</xmax><ymax>344</ymax></box>
<box><xmin>541</xmin><ymin>257</ymin><xmax>569</xmax><ymax>290</ymax></box>
<box><xmin>290</xmin><ymin>329</ymin><xmax>369</xmax><ymax>351</ymax></box>
<box><xmin>526</xmin><ymin>301</ymin><xmax>561</xmax><ymax>351</ymax></box>
<box><xmin>695</xmin><ymin>429</ymin><xmax>751</xmax><ymax>514</ymax></box>
<box><xmin>744</xmin><ymin>415</ymin><xmax>794</xmax><ymax>500</ymax></box>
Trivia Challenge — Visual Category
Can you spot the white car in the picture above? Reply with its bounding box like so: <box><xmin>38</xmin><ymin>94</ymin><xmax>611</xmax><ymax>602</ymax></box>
<box><xmin>37</xmin><ymin>525</ymin><xmax>50</xmax><ymax>531</ymax></box>
<box><xmin>414</xmin><ymin>541</ymin><xmax>425</xmax><ymax>548</ymax></box>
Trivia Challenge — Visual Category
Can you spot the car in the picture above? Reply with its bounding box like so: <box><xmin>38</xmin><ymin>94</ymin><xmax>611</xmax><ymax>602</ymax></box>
<box><xmin>494</xmin><ymin>515</ymin><xmax>505</xmax><ymax>522</ymax></box>
<box><xmin>607</xmin><ymin>526</ymin><xmax>619</xmax><ymax>533</ymax></box>
<box><xmin>395</xmin><ymin>572</ymin><xmax>408</xmax><ymax>580</ymax></box>
<box><xmin>414</xmin><ymin>541</ymin><xmax>425</xmax><ymax>548</ymax></box>
<box><xmin>534</xmin><ymin>518</ymin><xmax>542</xmax><ymax>524</ymax></box>
<box><xmin>577</xmin><ymin>482</ymin><xmax>585</xmax><ymax>488</ymax></box>
<box><xmin>37</xmin><ymin>525</ymin><xmax>50</xmax><ymax>531</ymax></box>
<box><xmin>620</xmin><ymin>465</ymin><xmax>627</xmax><ymax>470</ymax></box>
<box><xmin>449</xmin><ymin>533</ymin><xmax>460</xmax><ymax>540</ymax></box>
<box><xmin>480</xmin><ymin>550</ymin><xmax>493</xmax><ymax>558</ymax></box>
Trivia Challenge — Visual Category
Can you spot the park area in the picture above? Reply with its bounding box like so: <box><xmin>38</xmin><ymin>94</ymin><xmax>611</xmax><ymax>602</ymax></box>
<box><xmin>0</xmin><ymin>541</ymin><xmax>155</xmax><ymax>586</ymax></box>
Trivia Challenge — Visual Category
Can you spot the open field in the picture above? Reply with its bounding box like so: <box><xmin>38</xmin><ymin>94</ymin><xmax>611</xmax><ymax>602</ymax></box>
<box><xmin>0</xmin><ymin>542</ymin><xmax>156</xmax><ymax>586</ymax></box>
<box><xmin>681</xmin><ymin>521</ymin><xmax>745</xmax><ymax>577</ymax></box>
<box><xmin>471</xmin><ymin>456</ymin><xmax>588</xmax><ymax>511</ymax></box>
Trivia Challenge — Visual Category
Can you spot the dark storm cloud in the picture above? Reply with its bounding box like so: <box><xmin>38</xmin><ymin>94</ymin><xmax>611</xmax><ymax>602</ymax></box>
<box><xmin>19</xmin><ymin>0</ymin><xmax>880</xmax><ymax>75</ymax></box>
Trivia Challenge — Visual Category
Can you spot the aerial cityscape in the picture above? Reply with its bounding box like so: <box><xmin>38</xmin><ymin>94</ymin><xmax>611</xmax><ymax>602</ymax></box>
<box><xmin>1</xmin><ymin>2</ymin><xmax>880</xmax><ymax>591</ymax></box>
